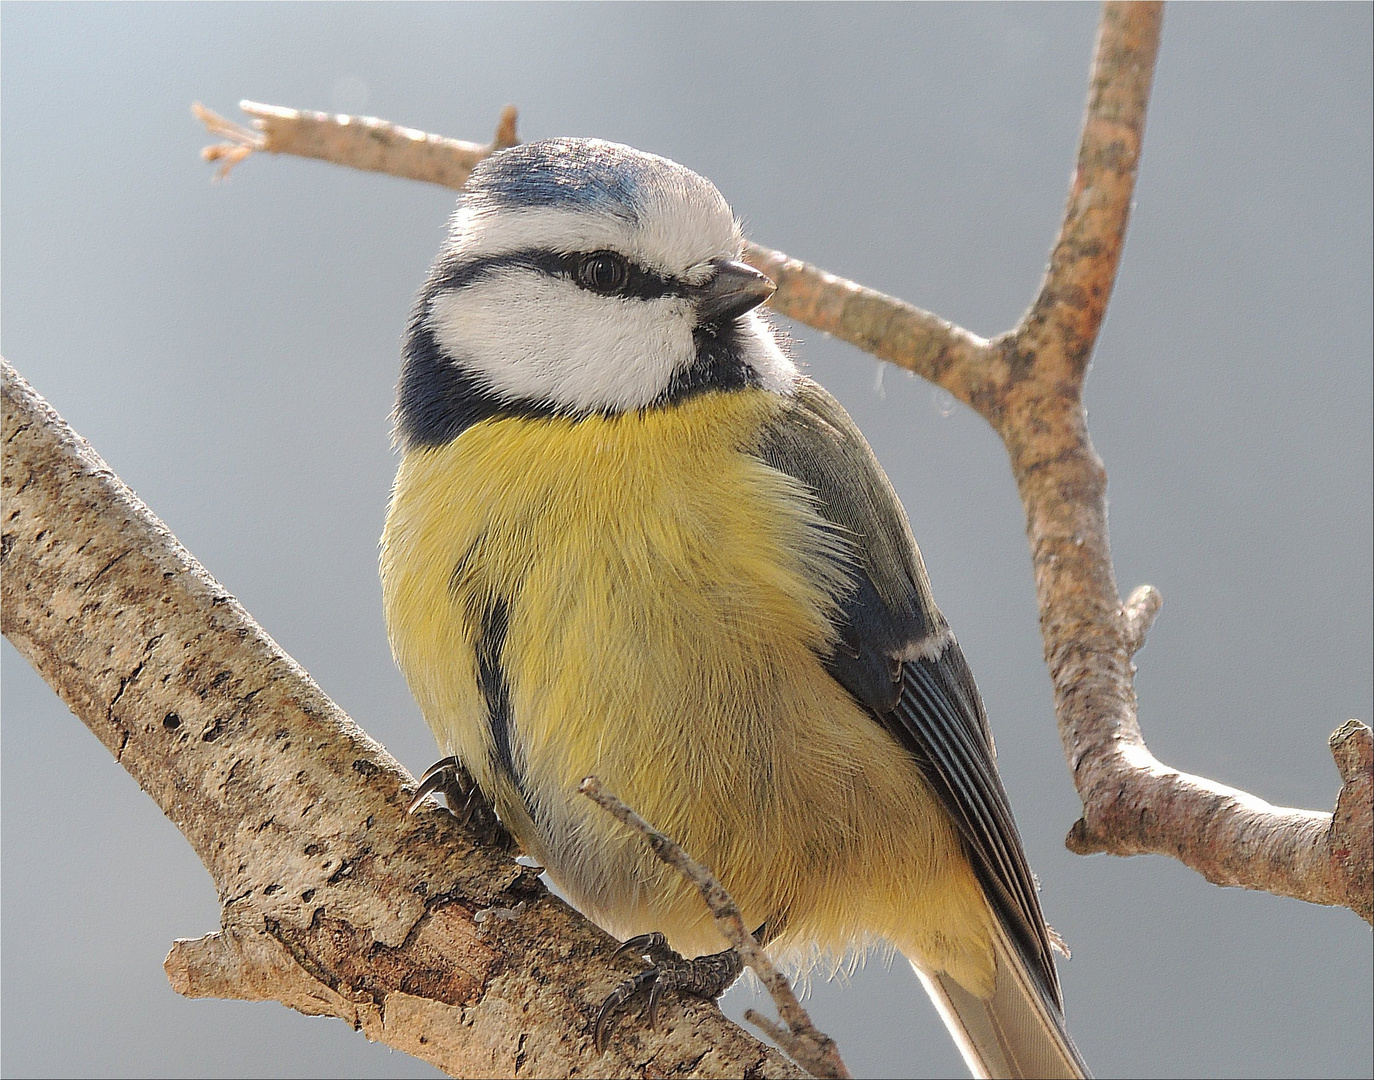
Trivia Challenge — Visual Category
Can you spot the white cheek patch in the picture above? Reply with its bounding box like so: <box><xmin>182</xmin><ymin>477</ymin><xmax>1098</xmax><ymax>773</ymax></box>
<box><xmin>428</xmin><ymin>273</ymin><xmax>698</xmax><ymax>413</ymax></box>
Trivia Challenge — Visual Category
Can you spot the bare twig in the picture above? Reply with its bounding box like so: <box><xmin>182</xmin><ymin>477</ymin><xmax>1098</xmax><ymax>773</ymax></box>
<box><xmin>193</xmin><ymin>102</ymin><xmax>263</xmax><ymax>179</ymax></box>
<box><xmin>579</xmin><ymin>777</ymin><xmax>851</xmax><ymax>1080</ymax></box>
<box><xmin>186</xmin><ymin>0</ymin><xmax>1371</xmax><ymax>925</ymax></box>
<box><xmin>194</xmin><ymin>99</ymin><xmax>519</xmax><ymax>187</ymax></box>
<box><xmin>739</xmin><ymin>244</ymin><xmax>997</xmax><ymax>409</ymax></box>
<box><xmin>0</xmin><ymin>357</ymin><xmax>800</xmax><ymax>1080</ymax></box>
<box><xmin>492</xmin><ymin>104</ymin><xmax>521</xmax><ymax>151</ymax></box>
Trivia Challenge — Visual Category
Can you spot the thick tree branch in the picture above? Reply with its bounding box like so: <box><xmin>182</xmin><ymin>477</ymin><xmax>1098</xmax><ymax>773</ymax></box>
<box><xmin>0</xmin><ymin>357</ymin><xmax>801</xmax><ymax>1079</ymax></box>
<box><xmin>188</xmin><ymin>0</ymin><xmax>1371</xmax><ymax>924</ymax></box>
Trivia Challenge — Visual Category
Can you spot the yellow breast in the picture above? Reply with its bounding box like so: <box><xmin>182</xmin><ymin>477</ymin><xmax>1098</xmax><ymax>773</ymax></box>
<box><xmin>381</xmin><ymin>388</ymin><xmax>991</xmax><ymax>981</ymax></box>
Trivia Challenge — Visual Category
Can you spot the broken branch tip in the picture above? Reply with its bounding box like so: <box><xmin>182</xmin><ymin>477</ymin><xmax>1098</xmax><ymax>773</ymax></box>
<box><xmin>493</xmin><ymin>105</ymin><xmax>520</xmax><ymax>150</ymax></box>
<box><xmin>1123</xmin><ymin>583</ymin><xmax>1163</xmax><ymax>653</ymax></box>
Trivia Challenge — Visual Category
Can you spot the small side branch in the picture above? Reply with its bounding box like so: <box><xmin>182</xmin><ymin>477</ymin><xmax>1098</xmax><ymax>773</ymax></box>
<box><xmin>740</xmin><ymin>244</ymin><xmax>998</xmax><ymax>411</ymax></box>
<box><xmin>580</xmin><ymin>777</ymin><xmax>851</xmax><ymax>1080</ymax></box>
<box><xmin>1121</xmin><ymin>584</ymin><xmax>1162</xmax><ymax>655</ymax></box>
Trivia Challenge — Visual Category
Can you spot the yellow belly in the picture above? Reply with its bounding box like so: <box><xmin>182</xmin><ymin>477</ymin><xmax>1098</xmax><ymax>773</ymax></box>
<box><xmin>380</xmin><ymin>388</ymin><xmax>992</xmax><ymax>988</ymax></box>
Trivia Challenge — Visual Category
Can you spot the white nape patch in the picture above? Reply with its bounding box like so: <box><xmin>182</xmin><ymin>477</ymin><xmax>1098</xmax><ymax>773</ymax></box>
<box><xmin>900</xmin><ymin>627</ymin><xmax>954</xmax><ymax>663</ymax></box>
<box><xmin>738</xmin><ymin>309</ymin><xmax>799</xmax><ymax>395</ymax></box>
<box><xmin>428</xmin><ymin>272</ymin><xmax>697</xmax><ymax>414</ymax></box>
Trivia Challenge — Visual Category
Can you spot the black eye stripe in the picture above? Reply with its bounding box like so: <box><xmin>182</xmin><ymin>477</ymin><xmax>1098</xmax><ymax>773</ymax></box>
<box><xmin>435</xmin><ymin>248</ymin><xmax>687</xmax><ymax>301</ymax></box>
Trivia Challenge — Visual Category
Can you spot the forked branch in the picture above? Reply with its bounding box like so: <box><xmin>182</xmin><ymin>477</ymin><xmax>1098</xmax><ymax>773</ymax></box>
<box><xmin>190</xmin><ymin>0</ymin><xmax>1370</xmax><ymax>923</ymax></box>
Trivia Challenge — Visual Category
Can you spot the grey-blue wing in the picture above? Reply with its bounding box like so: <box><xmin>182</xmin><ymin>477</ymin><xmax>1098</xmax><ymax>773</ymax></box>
<box><xmin>756</xmin><ymin>377</ymin><xmax>1062</xmax><ymax>1015</ymax></box>
<box><xmin>898</xmin><ymin>645</ymin><xmax>1061</xmax><ymax>1012</ymax></box>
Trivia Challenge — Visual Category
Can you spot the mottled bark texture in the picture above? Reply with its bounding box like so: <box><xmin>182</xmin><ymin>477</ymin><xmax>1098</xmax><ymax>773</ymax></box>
<box><xmin>195</xmin><ymin>1</ymin><xmax>1372</xmax><ymax>924</ymax></box>
<box><xmin>0</xmin><ymin>358</ymin><xmax>801</xmax><ymax>1080</ymax></box>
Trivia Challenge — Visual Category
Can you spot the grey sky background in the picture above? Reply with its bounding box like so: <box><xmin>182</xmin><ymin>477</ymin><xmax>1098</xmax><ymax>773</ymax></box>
<box><xmin>2</xmin><ymin>3</ymin><xmax>1370</xmax><ymax>1078</ymax></box>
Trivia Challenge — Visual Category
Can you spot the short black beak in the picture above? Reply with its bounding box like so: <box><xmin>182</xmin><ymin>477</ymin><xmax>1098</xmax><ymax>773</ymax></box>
<box><xmin>692</xmin><ymin>259</ymin><xmax>776</xmax><ymax>325</ymax></box>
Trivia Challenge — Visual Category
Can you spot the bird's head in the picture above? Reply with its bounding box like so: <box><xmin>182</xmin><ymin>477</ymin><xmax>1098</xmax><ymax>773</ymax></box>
<box><xmin>397</xmin><ymin>139</ymin><xmax>794</xmax><ymax>448</ymax></box>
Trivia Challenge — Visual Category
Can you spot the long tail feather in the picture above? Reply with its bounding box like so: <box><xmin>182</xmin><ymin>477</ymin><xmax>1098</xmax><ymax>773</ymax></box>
<box><xmin>912</xmin><ymin>930</ymin><xmax>1090</xmax><ymax>1079</ymax></box>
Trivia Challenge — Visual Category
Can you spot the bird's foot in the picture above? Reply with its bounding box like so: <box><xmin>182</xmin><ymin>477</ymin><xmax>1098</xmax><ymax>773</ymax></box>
<box><xmin>407</xmin><ymin>755</ymin><xmax>517</xmax><ymax>854</ymax></box>
<box><xmin>594</xmin><ymin>932</ymin><xmax>744</xmax><ymax>1052</ymax></box>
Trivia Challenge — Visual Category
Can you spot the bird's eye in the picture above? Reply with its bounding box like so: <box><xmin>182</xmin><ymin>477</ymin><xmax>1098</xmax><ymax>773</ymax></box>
<box><xmin>575</xmin><ymin>251</ymin><xmax>629</xmax><ymax>294</ymax></box>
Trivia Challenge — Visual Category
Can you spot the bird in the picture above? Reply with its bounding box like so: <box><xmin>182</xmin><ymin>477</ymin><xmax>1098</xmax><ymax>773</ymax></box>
<box><xmin>380</xmin><ymin>136</ymin><xmax>1090</xmax><ymax>1080</ymax></box>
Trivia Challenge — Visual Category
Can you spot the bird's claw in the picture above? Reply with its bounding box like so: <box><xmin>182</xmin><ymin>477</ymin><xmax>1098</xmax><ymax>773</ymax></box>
<box><xmin>594</xmin><ymin>967</ymin><xmax>660</xmax><ymax>1052</ymax></box>
<box><xmin>613</xmin><ymin>931</ymin><xmax>675</xmax><ymax>964</ymax></box>
<box><xmin>593</xmin><ymin>938</ymin><xmax>744</xmax><ymax>1053</ymax></box>
<box><xmin>406</xmin><ymin>756</ymin><xmax>462</xmax><ymax>814</ymax></box>
<box><xmin>407</xmin><ymin>755</ymin><xmax>517</xmax><ymax>854</ymax></box>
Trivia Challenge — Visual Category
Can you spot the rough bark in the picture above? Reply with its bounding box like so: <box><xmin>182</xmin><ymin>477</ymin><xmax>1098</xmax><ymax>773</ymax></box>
<box><xmin>190</xmin><ymin>1</ymin><xmax>1371</xmax><ymax>925</ymax></box>
<box><xmin>1</xmin><ymin>357</ymin><xmax>801</xmax><ymax>1079</ymax></box>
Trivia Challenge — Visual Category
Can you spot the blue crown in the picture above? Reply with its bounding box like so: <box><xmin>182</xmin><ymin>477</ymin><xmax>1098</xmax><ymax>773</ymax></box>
<box><xmin>465</xmin><ymin>138</ymin><xmax>698</xmax><ymax>222</ymax></box>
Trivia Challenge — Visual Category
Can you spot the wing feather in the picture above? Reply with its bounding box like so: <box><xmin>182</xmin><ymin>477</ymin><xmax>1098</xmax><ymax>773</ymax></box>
<box><xmin>757</xmin><ymin>377</ymin><xmax>1061</xmax><ymax>1014</ymax></box>
<box><xmin>901</xmin><ymin>652</ymin><xmax>1059</xmax><ymax>1011</ymax></box>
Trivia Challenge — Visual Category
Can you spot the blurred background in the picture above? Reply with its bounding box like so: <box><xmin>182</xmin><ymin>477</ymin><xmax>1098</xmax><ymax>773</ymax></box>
<box><xmin>3</xmin><ymin>3</ymin><xmax>1370</xmax><ymax>1077</ymax></box>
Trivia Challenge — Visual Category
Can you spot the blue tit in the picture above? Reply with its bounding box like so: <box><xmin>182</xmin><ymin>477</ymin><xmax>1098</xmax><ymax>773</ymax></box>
<box><xmin>380</xmin><ymin>138</ymin><xmax>1089</xmax><ymax>1080</ymax></box>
